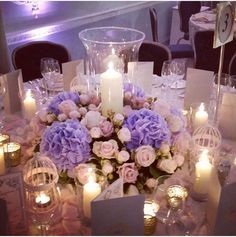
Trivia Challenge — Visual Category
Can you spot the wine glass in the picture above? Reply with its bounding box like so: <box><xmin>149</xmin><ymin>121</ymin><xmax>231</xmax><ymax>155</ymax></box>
<box><xmin>40</xmin><ymin>58</ymin><xmax>61</xmax><ymax>99</ymax></box>
<box><xmin>171</xmin><ymin>60</ymin><xmax>186</xmax><ymax>89</ymax></box>
<box><xmin>0</xmin><ymin>77</ymin><xmax>6</xmax><ymax>131</ymax></box>
<box><xmin>161</xmin><ymin>60</ymin><xmax>173</xmax><ymax>99</ymax></box>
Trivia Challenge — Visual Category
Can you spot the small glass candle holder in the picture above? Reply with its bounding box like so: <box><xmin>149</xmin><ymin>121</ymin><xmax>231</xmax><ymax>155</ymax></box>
<box><xmin>3</xmin><ymin>142</ymin><xmax>21</xmax><ymax>167</ymax></box>
<box><xmin>0</xmin><ymin>133</ymin><xmax>10</xmax><ymax>145</ymax></box>
<box><xmin>143</xmin><ymin>199</ymin><xmax>159</xmax><ymax>235</ymax></box>
<box><xmin>190</xmin><ymin>102</ymin><xmax>209</xmax><ymax>132</ymax></box>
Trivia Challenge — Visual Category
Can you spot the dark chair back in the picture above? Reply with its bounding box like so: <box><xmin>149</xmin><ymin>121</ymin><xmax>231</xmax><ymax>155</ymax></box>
<box><xmin>149</xmin><ymin>8</ymin><xmax>158</xmax><ymax>42</ymax></box>
<box><xmin>229</xmin><ymin>53</ymin><xmax>236</xmax><ymax>75</ymax></box>
<box><xmin>138</xmin><ymin>41</ymin><xmax>172</xmax><ymax>76</ymax></box>
<box><xmin>194</xmin><ymin>31</ymin><xmax>236</xmax><ymax>73</ymax></box>
<box><xmin>12</xmin><ymin>41</ymin><xmax>71</xmax><ymax>82</ymax></box>
<box><xmin>179</xmin><ymin>1</ymin><xmax>201</xmax><ymax>40</ymax></box>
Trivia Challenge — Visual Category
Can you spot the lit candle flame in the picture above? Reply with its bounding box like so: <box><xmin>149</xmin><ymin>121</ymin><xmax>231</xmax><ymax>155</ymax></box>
<box><xmin>108</xmin><ymin>62</ymin><xmax>114</xmax><ymax>70</ymax></box>
<box><xmin>199</xmin><ymin>149</ymin><xmax>209</xmax><ymax>163</ymax></box>
<box><xmin>199</xmin><ymin>102</ymin><xmax>205</xmax><ymax>111</ymax></box>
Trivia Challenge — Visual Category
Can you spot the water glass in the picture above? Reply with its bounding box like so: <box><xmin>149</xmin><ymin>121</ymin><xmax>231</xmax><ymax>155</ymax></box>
<box><xmin>229</xmin><ymin>75</ymin><xmax>236</xmax><ymax>91</ymax></box>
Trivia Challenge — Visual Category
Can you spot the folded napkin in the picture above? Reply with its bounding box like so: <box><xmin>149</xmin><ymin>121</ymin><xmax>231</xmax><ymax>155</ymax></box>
<box><xmin>192</xmin><ymin>12</ymin><xmax>216</xmax><ymax>23</ymax></box>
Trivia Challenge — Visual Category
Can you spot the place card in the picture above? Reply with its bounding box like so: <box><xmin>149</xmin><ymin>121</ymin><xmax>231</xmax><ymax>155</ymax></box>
<box><xmin>184</xmin><ymin>68</ymin><xmax>214</xmax><ymax>110</ymax></box>
<box><xmin>1</xmin><ymin>69</ymin><xmax>23</xmax><ymax>114</ymax></box>
<box><xmin>62</xmin><ymin>59</ymin><xmax>84</xmax><ymax>91</ymax></box>
<box><xmin>218</xmin><ymin>93</ymin><xmax>236</xmax><ymax>140</ymax></box>
<box><xmin>207</xmin><ymin>166</ymin><xmax>236</xmax><ymax>235</ymax></box>
<box><xmin>127</xmin><ymin>61</ymin><xmax>154</xmax><ymax>95</ymax></box>
<box><xmin>91</xmin><ymin>194</ymin><xmax>144</xmax><ymax>236</ymax></box>
<box><xmin>91</xmin><ymin>178</ymin><xmax>144</xmax><ymax>235</ymax></box>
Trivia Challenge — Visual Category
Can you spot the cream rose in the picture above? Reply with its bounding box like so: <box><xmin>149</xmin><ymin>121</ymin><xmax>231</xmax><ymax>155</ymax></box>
<box><xmin>102</xmin><ymin>160</ymin><xmax>114</xmax><ymax>175</ymax></box>
<box><xmin>135</xmin><ymin>145</ymin><xmax>156</xmax><ymax>167</ymax></box>
<box><xmin>117</xmin><ymin>150</ymin><xmax>130</xmax><ymax>163</ymax></box>
<box><xmin>159</xmin><ymin>143</ymin><xmax>170</xmax><ymax>154</ymax></box>
<box><xmin>145</xmin><ymin>178</ymin><xmax>158</xmax><ymax>189</ymax></box>
<box><xmin>157</xmin><ymin>159</ymin><xmax>177</xmax><ymax>174</ymax></box>
<box><xmin>118</xmin><ymin>127</ymin><xmax>131</xmax><ymax>143</ymax></box>
<box><xmin>93</xmin><ymin>139</ymin><xmax>118</xmax><ymax>159</ymax></box>
<box><xmin>90</xmin><ymin>127</ymin><xmax>101</xmax><ymax>138</ymax></box>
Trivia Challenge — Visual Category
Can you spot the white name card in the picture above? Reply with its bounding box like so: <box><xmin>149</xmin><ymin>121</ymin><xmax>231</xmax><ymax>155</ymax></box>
<box><xmin>218</xmin><ymin>92</ymin><xmax>236</xmax><ymax>140</ymax></box>
<box><xmin>207</xmin><ymin>167</ymin><xmax>236</xmax><ymax>235</ymax></box>
<box><xmin>184</xmin><ymin>68</ymin><xmax>214</xmax><ymax>109</ymax></box>
<box><xmin>127</xmin><ymin>61</ymin><xmax>154</xmax><ymax>95</ymax></box>
<box><xmin>1</xmin><ymin>69</ymin><xmax>23</xmax><ymax>114</ymax></box>
<box><xmin>62</xmin><ymin>59</ymin><xmax>84</xmax><ymax>91</ymax></box>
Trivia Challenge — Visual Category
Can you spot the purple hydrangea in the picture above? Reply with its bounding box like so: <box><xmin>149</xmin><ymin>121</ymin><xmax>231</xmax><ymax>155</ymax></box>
<box><xmin>123</xmin><ymin>108</ymin><xmax>171</xmax><ymax>150</ymax></box>
<box><xmin>123</xmin><ymin>82</ymin><xmax>145</xmax><ymax>97</ymax></box>
<box><xmin>48</xmin><ymin>91</ymin><xmax>80</xmax><ymax>115</ymax></box>
<box><xmin>40</xmin><ymin>119</ymin><xmax>92</xmax><ymax>171</ymax></box>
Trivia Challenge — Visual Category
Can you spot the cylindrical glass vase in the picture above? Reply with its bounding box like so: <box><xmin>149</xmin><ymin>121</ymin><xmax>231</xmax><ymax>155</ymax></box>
<box><xmin>79</xmin><ymin>26</ymin><xmax>145</xmax><ymax>76</ymax></box>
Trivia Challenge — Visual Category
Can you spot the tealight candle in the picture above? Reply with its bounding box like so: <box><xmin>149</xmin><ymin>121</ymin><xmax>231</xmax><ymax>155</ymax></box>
<box><xmin>194</xmin><ymin>149</ymin><xmax>212</xmax><ymax>195</ymax></box>
<box><xmin>23</xmin><ymin>89</ymin><xmax>37</xmax><ymax>120</ymax></box>
<box><xmin>143</xmin><ymin>200</ymin><xmax>159</xmax><ymax>235</ymax></box>
<box><xmin>35</xmin><ymin>192</ymin><xmax>51</xmax><ymax>208</ymax></box>
<box><xmin>0</xmin><ymin>145</ymin><xmax>5</xmax><ymax>175</ymax></box>
<box><xmin>194</xmin><ymin>103</ymin><xmax>208</xmax><ymax>129</ymax></box>
<box><xmin>0</xmin><ymin>134</ymin><xmax>10</xmax><ymax>145</ymax></box>
<box><xmin>100</xmin><ymin>62</ymin><xmax>123</xmax><ymax>117</ymax></box>
<box><xmin>3</xmin><ymin>142</ymin><xmax>21</xmax><ymax>167</ymax></box>
<box><xmin>83</xmin><ymin>169</ymin><xmax>101</xmax><ymax>219</ymax></box>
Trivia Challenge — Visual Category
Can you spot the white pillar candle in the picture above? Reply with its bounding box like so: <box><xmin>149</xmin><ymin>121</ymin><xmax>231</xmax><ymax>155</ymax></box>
<box><xmin>194</xmin><ymin>149</ymin><xmax>212</xmax><ymax>195</ymax></box>
<box><xmin>83</xmin><ymin>175</ymin><xmax>101</xmax><ymax>219</ymax></box>
<box><xmin>100</xmin><ymin>62</ymin><xmax>123</xmax><ymax>117</ymax></box>
<box><xmin>194</xmin><ymin>103</ymin><xmax>208</xmax><ymax>129</ymax></box>
<box><xmin>0</xmin><ymin>145</ymin><xmax>5</xmax><ymax>175</ymax></box>
<box><xmin>23</xmin><ymin>89</ymin><xmax>37</xmax><ymax>120</ymax></box>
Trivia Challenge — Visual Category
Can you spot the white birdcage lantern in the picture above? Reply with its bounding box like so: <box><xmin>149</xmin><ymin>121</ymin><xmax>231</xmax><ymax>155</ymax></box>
<box><xmin>192</xmin><ymin>123</ymin><xmax>222</xmax><ymax>163</ymax></box>
<box><xmin>23</xmin><ymin>153</ymin><xmax>61</xmax><ymax>227</ymax></box>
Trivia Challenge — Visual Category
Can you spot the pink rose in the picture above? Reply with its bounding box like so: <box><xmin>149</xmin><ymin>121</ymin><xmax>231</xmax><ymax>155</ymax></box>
<box><xmin>159</xmin><ymin>143</ymin><xmax>170</xmax><ymax>154</ymax></box>
<box><xmin>135</xmin><ymin>145</ymin><xmax>156</xmax><ymax>167</ymax></box>
<box><xmin>89</xmin><ymin>93</ymin><xmax>101</xmax><ymax>106</ymax></box>
<box><xmin>88</xmin><ymin>104</ymin><xmax>99</xmax><ymax>111</ymax></box>
<box><xmin>113</xmin><ymin>113</ymin><xmax>124</xmax><ymax>125</ymax></box>
<box><xmin>117</xmin><ymin>150</ymin><xmax>130</xmax><ymax>163</ymax></box>
<box><xmin>99</xmin><ymin>120</ymin><xmax>114</xmax><ymax>137</ymax></box>
<box><xmin>118</xmin><ymin>127</ymin><xmax>131</xmax><ymax>143</ymax></box>
<box><xmin>58</xmin><ymin>100</ymin><xmax>78</xmax><ymax>116</ymax></box>
<box><xmin>69</xmin><ymin>110</ymin><xmax>81</xmax><ymax>119</ymax></box>
<box><xmin>93</xmin><ymin>139</ymin><xmax>118</xmax><ymax>159</ymax></box>
<box><xmin>118</xmin><ymin>162</ymin><xmax>138</xmax><ymax>183</ymax></box>
<box><xmin>123</xmin><ymin>105</ymin><xmax>133</xmax><ymax>116</ymax></box>
<box><xmin>58</xmin><ymin>113</ymin><xmax>67</xmax><ymax>121</ymax></box>
<box><xmin>78</xmin><ymin>107</ymin><xmax>87</xmax><ymax>116</ymax></box>
<box><xmin>74</xmin><ymin>164</ymin><xmax>95</xmax><ymax>185</ymax></box>
<box><xmin>145</xmin><ymin>178</ymin><xmax>158</xmax><ymax>189</ymax></box>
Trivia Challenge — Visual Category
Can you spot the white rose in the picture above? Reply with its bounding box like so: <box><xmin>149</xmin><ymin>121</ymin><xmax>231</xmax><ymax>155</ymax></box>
<box><xmin>173</xmin><ymin>153</ymin><xmax>185</xmax><ymax>167</ymax></box>
<box><xmin>113</xmin><ymin>113</ymin><xmax>124</xmax><ymax>125</ymax></box>
<box><xmin>167</xmin><ymin>115</ymin><xmax>184</xmax><ymax>133</ymax></box>
<box><xmin>118</xmin><ymin>127</ymin><xmax>131</xmax><ymax>143</ymax></box>
<box><xmin>135</xmin><ymin>145</ymin><xmax>156</xmax><ymax>167</ymax></box>
<box><xmin>151</xmin><ymin>99</ymin><xmax>171</xmax><ymax>118</ymax></box>
<box><xmin>145</xmin><ymin>178</ymin><xmax>158</xmax><ymax>189</ymax></box>
<box><xmin>159</xmin><ymin>143</ymin><xmax>170</xmax><ymax>154</ymax></box>
<box><xmin>58</xmin><ymin>113</ymin><xmax>67</xmax><ymax>121</ymax></box>
<box><xmin>90</xmin><ymin>127</ymin><xmax>101</xmax><ymax>138</ymax></box>
<box><xmin>38</xmin><ymin>109</ymin><xmax>48</xmax><ymax>122</ymax></box>
<box><xmin>126</xmin><ymin>184</ymin><xmax>139</xmax><ymax>196</ymax></box>
<box><xmin>102</xmin><ymin>161</ymin><xmax>114</xmax><ymax>175</ymax></box>
<box><xmin>157</xmin><ymin>159</ymin><xmax>178</xmax><ymax>174</ymax></box>
<box><xmin>117</xmin><ymin>150</ymin><xmax>130</xmax><ymax>163</ymax></box>
<box><xmin>82</xmin><ymin>111</ymin><xmax>102</xmax><ymax>129</ymax></box>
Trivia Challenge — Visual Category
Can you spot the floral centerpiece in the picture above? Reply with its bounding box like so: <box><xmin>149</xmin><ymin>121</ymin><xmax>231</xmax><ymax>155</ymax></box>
<box><xmin>32</xmin><ymin>83</ymin><xmax>192</xmax><ymax>194</ymax></box>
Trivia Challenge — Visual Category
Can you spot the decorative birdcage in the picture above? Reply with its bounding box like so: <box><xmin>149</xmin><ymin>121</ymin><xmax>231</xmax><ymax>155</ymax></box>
<box><xmin>23</xmin><ymin>153</ymin><xmax>61</xmax><ymax>227</ymax></box>
<box><xmin>192</xmin><ymin>124</ymin><xmax>222</xmax><ymax>162</ymax></box>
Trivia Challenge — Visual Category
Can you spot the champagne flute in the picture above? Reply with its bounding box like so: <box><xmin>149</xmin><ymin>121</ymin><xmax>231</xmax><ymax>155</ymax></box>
<box><xmin>40</xmin><ymin>58</ymin><xmax>61</xmax><ymax>99</ymax></box>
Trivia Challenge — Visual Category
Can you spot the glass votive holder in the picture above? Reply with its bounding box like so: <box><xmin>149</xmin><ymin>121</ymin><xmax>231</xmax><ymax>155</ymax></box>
<box><xmin>190</xmin><ymin>102</ymin><xmax>209</xmax><ymax>131</ymax></box>
<box><xmin>3</xmin><ymin>142</ymin><xmax>21</xmax><ymax>167</ymax></box>
<box><xmin>0</xmin><ymin>134</ymin><xmax>10</xmax><ymax>145</ymax></box>
<box><xmin>143</xmin><ymin>200</ymin><xmax>159</xmax><ymax>235</ymax></box>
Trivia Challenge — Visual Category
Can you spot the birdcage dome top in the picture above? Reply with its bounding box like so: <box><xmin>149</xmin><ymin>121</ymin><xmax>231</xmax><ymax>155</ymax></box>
<box><xmin>23</xmin><ymin>153</ymin><xmax>59</xmax><ymax>192</ymax></box>
<box><xmin>192</xmin><ymin>124</ymin><xmax>222</xmax><ymax>151</ymax></box>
